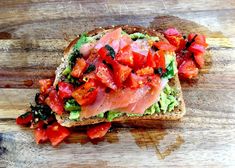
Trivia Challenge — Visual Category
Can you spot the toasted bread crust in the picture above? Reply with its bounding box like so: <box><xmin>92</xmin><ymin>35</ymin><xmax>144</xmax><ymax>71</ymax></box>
<box><xmin>55</xmin><ymin>25</ymin><xmax>186</xmax><ymax>127</ymax></box>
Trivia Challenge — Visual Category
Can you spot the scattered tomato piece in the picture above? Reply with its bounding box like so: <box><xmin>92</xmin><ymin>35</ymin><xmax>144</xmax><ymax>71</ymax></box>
<box><xmin>71</xmin><ymin>58</ymin><xmax>88</xmax><ymax>78</ymax></box>
<box><xmin>155</xmin><ymin>50</ymin><xmax>166</xmax><ymax>70</ymax></box>
<box><xmin>132</xmin><ymin>51</ymin><xmax>146</xmax><ymax>70</ymax></box>
<box><xmin>188</xmin><ymin>43</ymin><xmax>206</xmax><ymax>55</ymax></box>
<box><xmin>72</xmin><ymin>79</ymin><xmax>98</xmax><ymax>105</ymax></box>
<box><xmin>178</xmin><ymin>59</ymin><xmax>199</xmax><ymax>79</ymax></box>
<box><xmin>46</xmin><ymin>122</ymin><xmax>70</xmax><ymax>146</ymax></box>
<box><xmin>58</xmin><ymin>82</ymin><xmax>74</xmax><ymax>99</ymax></box>
<box><xmin>35</xmin><ymin>127</ymin><xmax>48</xmax><ymax>144</ymax></box>
<box><xmin>46</xmin><ymin>90</ymin><xmax>64</xmax><ymax>115</ymax></box>
<box><xmin>16</xmin><ymin>112</ymin><xmax>33</xmax><ymax>125</ymax></box>
<box><xmin>87</xmin><ymin>122</ymin><xmax>111</xmax><ymax>139</ymax></box>
<box><xmin>194</xmin><ymin>53</ymin><xmax>205</xmax><ymax>68</ymax></box>
<box><xmin>116</xmin><ymin>45</ymin><xmax>134</xmax><ymax>67</ymax></box>
<box><xmin>153</xmin><ymin>41</ymin><xmax>176</xmax><ymax>51</ymax></box>
<box><xmin>136</xmin><ymin>67</ymin><xmax>154</xmax><ymax>76</ymax></box>
<box><xmin>96</xmin><ymin>63</ymin><xmax>117</xmax><ymax>90</ymax></box>
<box><xmin>39</xmin><ymin>79</ymin><xmax>53</xmax><ymax>95</ymax></box>
<box><xmin>112</xmin><ymin>62</ymin><xmax>132</xmax><ymax>87</ymax></box>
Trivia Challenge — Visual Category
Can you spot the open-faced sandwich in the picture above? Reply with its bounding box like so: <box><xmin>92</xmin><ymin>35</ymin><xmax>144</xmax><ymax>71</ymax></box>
<box><xmin>16</xmin><ymin>25</ymin><xmax>207</xmax><ymax>146</ymax></box>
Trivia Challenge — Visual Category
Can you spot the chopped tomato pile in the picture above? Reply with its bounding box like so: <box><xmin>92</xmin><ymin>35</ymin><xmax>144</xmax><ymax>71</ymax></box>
<box><xmin>16</xmin><ymin>27</ymin><xmax>207</xmax><ymax>146</ymax></box>
<box><xmin>163</xmin><ymin>28</ymin><xmax>208</xmax><ymax>79</ymax></box>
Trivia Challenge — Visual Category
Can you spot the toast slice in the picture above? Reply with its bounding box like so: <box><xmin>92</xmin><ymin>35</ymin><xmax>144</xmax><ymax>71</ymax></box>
<box><xmin>55</xmin><ymin>25</ymin><xmax>186</xmax><ymax>127</ymax></box>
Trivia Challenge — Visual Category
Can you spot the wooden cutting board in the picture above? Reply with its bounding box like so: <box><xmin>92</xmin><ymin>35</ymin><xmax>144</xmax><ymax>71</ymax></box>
<box><xmin>0</xmin><ymin>1</ymin><xmax>235</xmax><ymax>167</ymax></box>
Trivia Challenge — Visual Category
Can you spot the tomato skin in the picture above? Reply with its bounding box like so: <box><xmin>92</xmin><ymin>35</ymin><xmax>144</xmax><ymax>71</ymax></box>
<box><xmin>146</xmin><ymin>50</ymin><xmax>155</xmax><ymax>67</ymax></box>
<box><xmin>145</xmin><ymin>75</ymin><xmax>161</xmax><ymax>88</ymax></box>
<box><xmin>58</xmin><ymin>82</ymin><xmax>74</xmax><ymax>99</ymax></box>
<box><xmin>178</xmin><ymin>59</ymin><xmax>199</xmax><ymax>79</ymax></box>
<box><xmin>188</xmin><ymin>33</ymin><xmax>208</xmax><ymax>47</ymax></box>
<box><xmin>164</xmin><ymin>28</ymin><xmax>180</xmax><ymax>36</ymax></box>
<box><xmin>153</xmin><ymin>41</ymin><xmax>176</xmax><ymax>51</ymax></box>
<box><xmin>72</xmin><ymin>79</ymin><xmax>98</xmax><ymax>105</ymax></box>
<box><xmin>46</xmin><ymin>90</ymin><xmax>64</xmax><ymax>115</ymax></box>
<box><xmin>39</xmin><ymin>79</ymin><xmax>53</xmax><ymax>95</ymax></box>
<box><xmin>154</xmin><ymin>50</ymin><xmax>166</xmax><ymax>70</ymax></box>
<box><xmin>116</xmin><ymin>45</ymin><xmax>134</xmax><ymax>67</ymax></box>
<box><xmin>46</xmin><ymin>122</ymin><xmax>70</xmax><ymax>146</ymax></box>
<box><xmin>136</xmin><ymin>67</ymin><xmax>154</xmax><ymax>76</ymax></box>
<box><xmin>87</xmin><ymin>122</ymin><xmax>111</xmax><ymax>139</ymax></box>
<box><xmin>112</xmin><ymin>62</ymin><xmax>132</xmax><ymax>87</ymax></box>
<box><xmin>35</xmin><ymin>127</ymin><xmax>48</xmax><ymax>144</ymax></box>
<box><xmin>188</xmin><ymin>43</ymin><xmax>206</xmax><ymax>55</ymax></box>
<box><xmin>124</xmin><ymin>73</ymin><xmax>143</xmax><ymax>89</ymax></box>
<box><xmin>71</xmin><ymin>58</ymin><xmax>88</xmax><ymax>78</ymax></box>
<box><xmin>96</xmin><ymin>63</ymin><xmax>117</xmax><ymax>90</ymax></box>
<box><xmin>194</xmin><ymin>53</ymin><xmax>205</xmax><ymax>68</ymax></box>
<box><xmin>132</xmin><ymin>51</ymin><xmax>145</xmax><ymax>70</ymax></box>
<box><xmin>16</xmin><ymin>112</ymin><xmax>33</xmax><ymax>125</ymax></box>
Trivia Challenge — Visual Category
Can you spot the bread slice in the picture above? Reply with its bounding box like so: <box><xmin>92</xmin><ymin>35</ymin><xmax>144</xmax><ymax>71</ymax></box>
<box><xmin>55</xmin><ymin>25</ymin><xmax>186</xmax><ymax>127</ymax></box>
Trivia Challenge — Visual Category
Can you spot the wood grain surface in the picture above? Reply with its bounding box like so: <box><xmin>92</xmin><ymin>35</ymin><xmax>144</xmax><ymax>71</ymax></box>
<box><xmin>0</xmin><ymin>0</ymin><xmax>235</xmax><ymax>167</ymax></box>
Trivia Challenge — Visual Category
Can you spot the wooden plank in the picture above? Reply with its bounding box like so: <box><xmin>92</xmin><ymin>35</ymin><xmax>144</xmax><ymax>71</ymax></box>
<box><xmin>0</xmin><ymin>120</ymin><xmax>235</xmax><ymax>167</ymax></box>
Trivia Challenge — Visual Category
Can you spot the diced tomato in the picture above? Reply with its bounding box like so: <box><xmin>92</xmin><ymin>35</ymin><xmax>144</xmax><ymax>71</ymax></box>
<box><xmin>112</xmin><ymin>62</ymin><xmax>132</xmax><ymax>87</ymax></box>
<box><xmin>71</xmin><ymin>58</ymin><xmax>88</xmax><ymax>78</ymax></box>
<box><xmin>194</xmin><ymin>53</ymin><xmax>205</xmax><ymax>68</ymax></box>
<box><xmin>58</xmin><ymin>82</ymin><xmax>74</xmax><ymax>99</ymax></box>
<box><xmin>154</xmin><ymin>50</ymin><xmax>166</xmax><ymax>70</ymax></box>
<box><xmin>87</xmin><ymin>122</ymin><xmax>111</xmax><ymax>139</ymax></box>
<box><xmin>153</xmin><ymin>41</ymin><xmax>176</xmax><ymax>52</ymax></box>
<box><xmin>145</xmin><ymin>75</ymin><xmax>161</xmax><ymax>88</ymax></box>
<box><xmin>136</xmin><ymin>67</ymin><xmax>154</xmax><ymax>76</ymax></box>
<box><xmin>176</xmin><ymin>51</ymin><xmax>192</xmax><ymax>67</ymax></box>
<box><xmin>35</xmin><ymin>127</ymin><xmax>48</xmax><ymax>144</ymax></box>
<box><xmin>132</xmin><ymin>51</ymin><xmax>145</xmax><ymax>70</ymax></box>
<box><xmin>16</xmin><ymin>112</ymin><xmax>33</xmax><ymax>125</ymax></box>
<box><xmin>146</xmin><ymin>50</ymin><xmax>155</xmax><ymax>67</ymax></box>
<box><xmin>176</xmin><ymin>38</ymin><xmax>187</xmax><ymax>52</ymax></box>
<box><xmin>98</xmin><ymin>46</ymin><xmax>116</xmax><ymax>65</ymax></box>
<box><xmin>164</xmin><ymin>28</ymin><xmax>181</xmax><ymax>36</ymax></box>
<box><xmin>165</xmin><ymin>35</ymin><xmax>182</xmax><ymax>48</ymax></box>
<box><xmin>46</xmin><ymin>122</ymin><xmax>70</xmax><ymax>146</ymax></box>
<box><xmin>39</xmin><ymin>79</ymin><xmax>53</xmax><ymax>95</ymax></box>
<box><xmin>46</xmin><ymin>90</ymin><xmax>64</xmax><ymax>115</ymax></box>
<box><xmin>178</xmin><ymin>59</ymin><xmax>199</xmax><ymax>79</ymax></box>
<box><xmin>72</xmin><ymin>79</ymin><xmax>98</xmax><ymax>105</ymax></box>
<box><xmin>96</xmin><ymin>63</ymin><xmax>117</xmax><ymax>90</ymax></box>
<box><xmin>124</xmin><ymin>73</ymin><xmax>144</xmax><ymax>89</ymax></box>
<box><xmin>188</xmin><ymin>33</ymin><xmax>208</xmax><ymax>47</ymax></box>
<box><xmin>188</xmin><ymin>43</ymin><xmax>206</xmax><ymax>55</ymax></box>
<box><xmin>116</xmin><ymin>45</ymin><xmax>134</xmax><ymax>67</ymax></box>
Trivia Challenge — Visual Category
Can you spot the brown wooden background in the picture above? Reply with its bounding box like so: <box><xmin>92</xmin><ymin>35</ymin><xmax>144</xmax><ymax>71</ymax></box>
<box><xmin>0</xmin><ymin>0</ymin><xmax>235</xmax><ymax>167</ymax></box>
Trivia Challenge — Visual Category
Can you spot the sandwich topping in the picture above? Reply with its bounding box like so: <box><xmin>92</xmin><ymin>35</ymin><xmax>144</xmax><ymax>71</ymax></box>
<box><xmin>16</xmin><ymin>26</ymin><xmax>207</xmax><ymax>146</ymax></box>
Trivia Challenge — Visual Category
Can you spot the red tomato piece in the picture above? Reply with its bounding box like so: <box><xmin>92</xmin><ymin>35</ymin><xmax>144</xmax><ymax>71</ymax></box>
<box><xmin>72</xmin><ymin>79</ymin><xmax>98</xmax><ymax>105</ymax></box>
<box><xmin>58</xmin><ymin>82</ymin><xmax>74</xmax><ymax>99</ymax></box>
<box><xmin>112</xmin><ymin>62</ymin><xmax>132</xmax><ymax>87</ymax></box>
<box><xmin>188</xmin><ymin>33</ymin><xmax>208</xmax><ymax>47</ymax></box>
<box><xmin>124</xmin><ymin>73</ymin><xmax>144</xmax><ymax>89</ymax></box>
<box><xmin>164</xmin><ymin>28</ymin><xmax>181</xmax><ymax>36</ymax></box>
<box><xmin>194</xmin><ymin>53</ymin><xmax>205</xmax><ymax>68</ymax></box>
<box><xmin>96</xmin><ymin>63</ymin><xmax>117</xmax><ymax>90</ymax></box>
<box><xmin>46</xmin><ymin>90</ymin><xmax>64</xmax><ymax>115</ymax></box>
<box><xmin>35</xmin><ymin>127</ymin><xmax>48</xmax><ymax>144</ymax></box>
<box><xmin>176</xmin><ymin>51</ymin><xmax>192</xmax><ymax>68</ymax></box>
<box><xmin>165</xmin><ymin>35</ymin><xmax>182</xmax><ymax>48</ymax></box>
<box><xmin>16</xmin><ymin>112</ymin><xmax>33</xmax><ymax>125</ymax></box>
<box><xmin>145</xmin><ymin>75</ymin><xmax>161</xmax><ymax>88</ymax></box>
<box><xmin>116</xmin><ymin>45</ymin><xmax>134</xmax><ymax>67</ymax></box>
<box><xmin>154</xmin><ymin>50</ymin><xmax>166</xmax><ymax>70</ymax></box>
<box><xmin>153</xmin><ymin>41</ymin><xmax>176</xmax><ymax>52</ymax></box>
<box><xmin>176</xmin><ymin>38</ymin><xmax>187</xmax><ymax>52</ymax></box>
<box><xmin>39</xmin><ymin>79</ymin><xmax>53</xmax><ymax>95</ymax></box>
<box><xmin>178</xmin><ymin>59</ymin><xmax>199</xmax><ymax>79</ymax></box>
<box><xmin>146</xmin><ymin>50</ymin><xmax>155</xmax><ymax>67</ymax></box>
<box><xmin>46</xmin><ymin>122</ymin><xmax>70</xmax><ymax>146</ymax></box>
<box><xmin>87</xmin><ymin>122</ymin><xmax>111</xmax><ymax>139</ymax></box>
<box><xmin>132</xmin><ymin>51</ymin><xmax>145</xmax><ymax>70</ymax></box>
<box><xmin>188</xmin><ymin>43</ymin><xmax>206</xmax><ymax>55</ymax></box>
<box><xmin>71</xmin><ymin>58</ymin><xmax>88</xmax><ymax>78</ymax></box>
<box><xmin>98</xmin><ymin>46</ymin><xmax>116</xmax><ymax>65</ymax></box>
<box><xmin>136</xmin><ymin>67</ymin><xmax>154</xmax><ymax>76</ymax></box>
